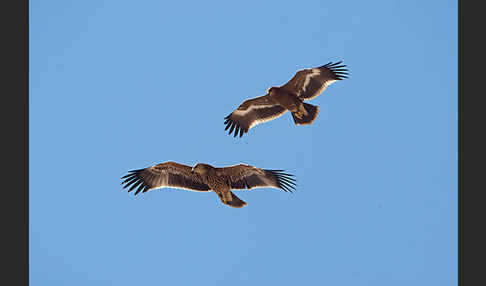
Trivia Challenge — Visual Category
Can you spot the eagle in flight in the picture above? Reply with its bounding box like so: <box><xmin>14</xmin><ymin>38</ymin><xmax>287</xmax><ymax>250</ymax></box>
<box><xmin>224</xmin><ymin>61</ymin><xmax>348</xmax><ymax>137</ymax></box>
<box><xmin>121</xmin><ymin>161</ymin><xmax>296</xmax><ymax>208</ymax></box>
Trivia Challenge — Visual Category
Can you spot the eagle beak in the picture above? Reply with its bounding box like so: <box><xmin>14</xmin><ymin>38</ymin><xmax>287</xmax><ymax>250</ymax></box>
<box><xmin>191</xmin><ymin>167</ymin><xmax>195</xmax><ymax>174</ymax></box>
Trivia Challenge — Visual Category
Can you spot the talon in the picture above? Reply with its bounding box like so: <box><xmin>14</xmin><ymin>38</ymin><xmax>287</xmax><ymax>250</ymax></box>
<box><xmin>298</xmin><ymin>106</ymin><xmax>308</xmax><ymax>116</ymax></box>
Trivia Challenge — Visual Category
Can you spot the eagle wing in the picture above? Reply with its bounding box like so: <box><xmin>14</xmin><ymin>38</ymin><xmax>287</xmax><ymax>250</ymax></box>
<box><xmin>224</xmin><ymin>95</ymin><xmax>287</xmax><ymax>137</ymax></box>
<box><xmin>217</xmin><ymin>164</ymin><xmax>296</xmax><ymax>193</ymax></box>
<box><xmin>280</xmin><ymin>61</ymin><xmax>348</xmax><ymax>100</ymax></box>
<box><xmin>121</xmin><ymin>161</ymin><xmax>210</xmax><ymax>195</ymax></box>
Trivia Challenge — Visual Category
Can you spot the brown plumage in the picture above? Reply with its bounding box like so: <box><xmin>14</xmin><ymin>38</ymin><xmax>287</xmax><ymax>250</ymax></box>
<box><xmin>121</xmin><ymin>161</ymin><xmax>296</xmax><ymax>208</ymax></box>
<box><xmin>224</xmin><ymin>61</ymin><xmax>348</xmax><ymax>137</ymax></box>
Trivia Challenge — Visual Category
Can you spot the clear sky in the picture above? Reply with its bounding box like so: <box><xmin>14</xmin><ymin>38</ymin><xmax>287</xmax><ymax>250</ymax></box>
<box><xmin>30</xmin><ymin>0</ymin><xmax>457</xmax><ymax>285</ymax></box>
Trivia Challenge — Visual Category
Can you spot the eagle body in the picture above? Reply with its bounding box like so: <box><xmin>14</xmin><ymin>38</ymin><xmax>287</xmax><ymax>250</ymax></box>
<box><xmin>267</xmin><ymin>87</ymin><xmax>298</xmax><ymax>109</ymax></box>
<box><xmin>224</xmin><ymin>61</ymin><xmax>348</xmax><ymax>137</ymax></box>
<box><xmin>267</xmin><ymin>87</ymin><xmax>309</xmax><ymax>119</ymax></box>
<box><xmin>121</xmin><ymin>161</ymin><xmax>296</xmax><ymax>208</ymax></box>
<box><xmin>195</xmin><ymin>164</ymin><xmax>247</xmax><ymax>208</ymax></box>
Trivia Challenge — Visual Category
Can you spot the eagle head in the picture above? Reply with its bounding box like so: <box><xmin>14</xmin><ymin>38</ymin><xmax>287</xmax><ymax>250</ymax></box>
<box><xmin>267</xmin><ymin>87</ymin><xmax>278</xmax><ymax>95</ymax></box>
<box><xmin>191</xmin><ymin>163</ymin><xmax>211</xmax><ymax>175</ymax></box>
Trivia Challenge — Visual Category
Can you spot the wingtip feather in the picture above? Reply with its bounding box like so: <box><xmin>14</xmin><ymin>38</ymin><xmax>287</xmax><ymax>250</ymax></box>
<box><xmin>121</xmin><ymin>168</ymin><xmax>149</xmax><ymax>195</ymax></box>
<box><xmin>264</xmin><ymin>169</ymin><xmax>297</xmax><ymax>193</ymax></box>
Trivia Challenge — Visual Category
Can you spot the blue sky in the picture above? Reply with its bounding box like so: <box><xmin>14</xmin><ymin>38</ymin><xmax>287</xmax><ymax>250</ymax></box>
<box><xmin>30</xmin><ymin>0</ymin><xmax>457</xmax><ymax>285</ymax></box>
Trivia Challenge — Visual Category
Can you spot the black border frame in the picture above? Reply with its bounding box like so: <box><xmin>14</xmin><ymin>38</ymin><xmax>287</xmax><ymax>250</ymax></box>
<box><xmin>4</xmin><ymin>0</ymin><xmax>29</xmax><ymax>285</ymax></box>
<box><xmin>459</xmin><ymin>1</ymin><xmax>485</xmax><ymax>285</ymax></box>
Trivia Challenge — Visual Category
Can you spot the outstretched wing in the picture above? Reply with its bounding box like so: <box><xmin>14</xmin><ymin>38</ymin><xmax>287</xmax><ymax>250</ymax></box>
<box><xmin>224</xmin><ymin>95</ymin><xmax>287</xmax><ymax>137</ymax></box>
<box><xmin>280</xmin><ymin>61</ymin><xmax>348</xmax><ymax>100</ymax></box>
<box><xmin>217</xmin><ymin>164</ymin><xmax>296</xmax><ymax>193</ymax></box>
<box><xmin>121</xmin><ymin>161</ymin><xmax>210</xmax><ymax>195</ymax></box>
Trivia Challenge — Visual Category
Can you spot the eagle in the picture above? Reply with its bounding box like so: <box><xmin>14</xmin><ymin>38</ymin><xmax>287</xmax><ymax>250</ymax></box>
<box><xmin>224</xmin><ymin>61</ymin><xmax>348</xmax><ymax>137</ymax></box>
<box><xmin>121</xmin><ymin>161</ymin><xmax>296</xmax><ymax>208</ymax></box>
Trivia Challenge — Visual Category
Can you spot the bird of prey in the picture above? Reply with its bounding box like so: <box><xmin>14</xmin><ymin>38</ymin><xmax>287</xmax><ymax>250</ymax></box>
<box><xmin>121</xmin><ymin>161</ymin><xmax>296</xmax><ymax>208</ymax></box>
<box><xmin>224</xmin><ymin>61</ymin><xmax>348</xmax><ymax>137</ymax></box>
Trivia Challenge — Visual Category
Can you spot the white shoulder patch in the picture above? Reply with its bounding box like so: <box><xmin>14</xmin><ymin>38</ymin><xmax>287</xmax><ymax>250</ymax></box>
<box><xmin>233</xmin><ymin>103</ymin><xmax>277</xmax><ymax>116</ymax></box>
<box><xmin>302</xmin><ymin>69</ymin><xmax>321</xmax><ymax>92</ymax></box>
<box><xmin>248</xmin><ymin>110</ymin><xmax>288</xmax><ymax>129</ymax></box>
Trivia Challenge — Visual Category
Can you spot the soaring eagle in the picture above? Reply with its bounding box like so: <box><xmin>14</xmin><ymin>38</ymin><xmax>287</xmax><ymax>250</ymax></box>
<box><xmin>121</xmin><ymin>161</ymin><xmax>296</xmax><ymax>208</ymax></box>
<box><xmin>224</xmin><ymin>61</ymin><xmax>348</xmax><ymax>137</ymax></box>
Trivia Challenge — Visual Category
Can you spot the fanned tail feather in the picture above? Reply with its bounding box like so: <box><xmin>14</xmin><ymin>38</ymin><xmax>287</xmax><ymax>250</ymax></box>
<box><xmin>292</xmin><ymin>103</ymin><xmax>319</xmax><ymax>125</ymax></box>
<box><xmin>218</xmin><ymin>191</ymin><xmax>248</xmax><ymax>208</ymax></box>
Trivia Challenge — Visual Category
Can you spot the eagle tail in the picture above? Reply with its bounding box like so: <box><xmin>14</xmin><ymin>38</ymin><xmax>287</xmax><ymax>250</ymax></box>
<box><xmin>292</xmin><ymin>103</ymin><xmax>319</xmax><ymax>125</ymax></box>
<box><xmin>218</xmin><ymin>191</ymin><xmax>247</xmax><ymax>208</ymax></box>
